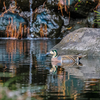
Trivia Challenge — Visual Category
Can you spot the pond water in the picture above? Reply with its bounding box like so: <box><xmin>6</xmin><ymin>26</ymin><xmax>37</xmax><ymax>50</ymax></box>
<box><xmin>0</xmin><ymin>38</ymin><xmax>100</xmax><ymax>100</ymax></box>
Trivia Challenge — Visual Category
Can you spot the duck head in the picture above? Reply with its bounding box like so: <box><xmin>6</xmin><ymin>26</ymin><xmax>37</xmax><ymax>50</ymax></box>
<box><xmin>46</xmin><ymin>50</ymin><xmax>58</xmax><ymax>58</ymax></box>
<box><xmin>50</xmin><ymin>50</ymin><xmax>58</xmax><ymax>58</ymax></box>
<box><xmin>50</xmin><ymin>65</ymin><xmax>57</xmax><ymax>74</ymax></box>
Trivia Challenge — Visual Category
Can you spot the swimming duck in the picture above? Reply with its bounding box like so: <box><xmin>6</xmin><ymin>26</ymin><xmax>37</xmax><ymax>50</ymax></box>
<box><xmin>46</xmin><ymin>50</ymin><xmax>86</xmax><ymax>64</ymax></box>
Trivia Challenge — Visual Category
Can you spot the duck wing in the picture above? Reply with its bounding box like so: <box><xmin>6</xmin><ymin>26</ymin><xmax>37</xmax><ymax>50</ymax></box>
<box><xmin>61</xmin><ymin>55</ymin><xmax>76</xmax><ymax>62</ymax></box>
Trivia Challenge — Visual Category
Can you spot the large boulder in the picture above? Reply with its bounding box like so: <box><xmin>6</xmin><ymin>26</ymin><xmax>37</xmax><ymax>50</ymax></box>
<box><xmin>51</xmin><ymin>27</ymin><xmax>100</xmax><ymax>56</ymax></box>
<box><xmin>31</xmin><ymin>6</ymin><xmax>64</xmax><ymax>38</ymax></box>
<box><xmin>0</xmin><ymin>12</ymin><xmax>27</xmax><ymax>37</ymax></box>
<box><xmin>0</xmin><ymin>12</ymin><xmax>26</xmax><ymax>29</ymax></box>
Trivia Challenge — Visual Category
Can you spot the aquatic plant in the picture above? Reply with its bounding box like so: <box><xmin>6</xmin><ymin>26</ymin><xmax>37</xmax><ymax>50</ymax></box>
<box><xmin>58</xmin><ymin>0</ymin><xmax>69</xmax><ymax>16</ymax></box>
<box><xmin>94</xmin><ymin>10</ymin><xmax>100</xmax><ymax>25</ymax></box>
<box><xmin>39</xmin><ymin>24</ymin><xmax>48</xmax><ymax>37</ymax></box>
<box><xmin>5</xmin><ymin>18</ymin><xmax>28</xmax><ymax>39</ymax></box>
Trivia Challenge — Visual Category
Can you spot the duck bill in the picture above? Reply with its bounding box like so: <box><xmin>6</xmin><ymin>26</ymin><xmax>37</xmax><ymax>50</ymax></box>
<box><xmin>46</xmin><ymin>52</ymin><xmax>50</xmax><ymax>56</ymax></box>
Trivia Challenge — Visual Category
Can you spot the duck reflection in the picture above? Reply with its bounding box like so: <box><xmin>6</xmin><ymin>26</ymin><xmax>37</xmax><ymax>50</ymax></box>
<box><xmin>50</xmin><ymin>60</ymin><xmax>83</xmax><ymax>74</ymax></box>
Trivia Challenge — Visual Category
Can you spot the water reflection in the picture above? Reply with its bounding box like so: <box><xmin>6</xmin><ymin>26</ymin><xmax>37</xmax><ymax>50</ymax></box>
<box><xmin>47</xmin><ymin>61</ymin><xmax>84</xmax><ymax>100</ymax></box>
<box><xmin>0</xmin><ymin>39</ymin><xmax>60</xmax><ymax>85</ymax></box>
<box><xmin>0</xmin><ymin>39</ymin><xmax>100</xmax><ymax>99</ymax></box>
<box><xmin>48</xmin><ymin>57</ymin><xmax>100</xmax><ymax>99</ymax></box>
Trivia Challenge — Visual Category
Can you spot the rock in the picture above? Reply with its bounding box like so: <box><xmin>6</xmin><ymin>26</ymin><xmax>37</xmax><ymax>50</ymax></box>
<box><xmin>31</xmin><ymin>6</ymin><xmax>64</xmax><ymax>38</ymax></box>
<box><xmin>46</xmin><ymin>0</ymin><xmax>97</xmax><ymax>18</ymax></box>
<box><xmin>51</xmin><ymin>27</ymin><xmax>100</xmax><ymax>56</ymax></box>
<box><xmin>69</xmin><ymin>0</ymin><xmax>98</xmax><ymax>18</ymax></box>
<box><xmin>0</xmin><ymin>0</ymin><xmax>46</xmax><ymax>12</ymax></box>
<box><xmin>0</xmin><ymin>12</ymin><xmax>26</xmax><ymax>29</ymax></box>
<box><xmin>0</xmin><ymin>12</ymin><xmax>27</xmax><ymax>37</ymax></box>
<box><xmin>17</xmin><ymin>0</ymin><xmax>46</xmax><ymax>11</ymax></box>
<box><xmin>61</xmin><ymin>17</ymin><xmax>90</xmax><ymax>38</ymax></box>
<box><xmin>0</xmin><ymin>1</ymin><xmax>4</xmax><ymax>12</ymax></box>
<box><xmin>87</xmin><ymin>12</ymin><xmax>95</xmax><ymax>27</ymax></box>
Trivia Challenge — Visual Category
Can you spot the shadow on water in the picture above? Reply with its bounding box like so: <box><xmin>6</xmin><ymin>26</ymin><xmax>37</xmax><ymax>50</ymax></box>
<box><xmin>0</xmin><ymin>39</ymin><xmax>100</xmax><ymax>99</ymax></box>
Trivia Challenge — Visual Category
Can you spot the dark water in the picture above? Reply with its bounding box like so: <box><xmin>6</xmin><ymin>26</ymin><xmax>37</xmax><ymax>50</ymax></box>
<box><xmin>0</xmin><ymin>39</ymin><xmax>100</xmax><ymax>100</ymax></box>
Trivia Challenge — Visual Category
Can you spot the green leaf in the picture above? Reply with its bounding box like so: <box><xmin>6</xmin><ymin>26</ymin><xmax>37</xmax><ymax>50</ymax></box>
<box><xmin>97</xmin><ymin>14</ymin><xmax>100</xmax><ymax>16</ymax></box>
<box><xmin>94</xmin><ymin>10</ymin><xmax>100</xmax><ymax>14</ymax></box>
<box><xmin>94</xmin><ymin>19</ymin><xmax>100</xmax><ymax>21</ymax></box>
<box><xmin>75</xmin><ymin>8</ymin><xmax>77</xmax><ymax>11</ymax></box>
<box><xmin>78</xmin><ymin>0</ymin><xmax>81</xmax><ymax>2</ymax></box>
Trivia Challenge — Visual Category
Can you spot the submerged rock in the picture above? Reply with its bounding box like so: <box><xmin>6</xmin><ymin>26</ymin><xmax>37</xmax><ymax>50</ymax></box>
<box><xmin>51</xmin><ymin>27</ymin><xmax>100</xmax><ymax>56</ymax></box>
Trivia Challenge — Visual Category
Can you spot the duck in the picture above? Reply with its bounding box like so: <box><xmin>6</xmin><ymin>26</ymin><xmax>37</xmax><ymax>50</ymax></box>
<box><xmin>46</xmin><ymin>50</ymin><xmax>86</xmax><ymax>65</ymax></box>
